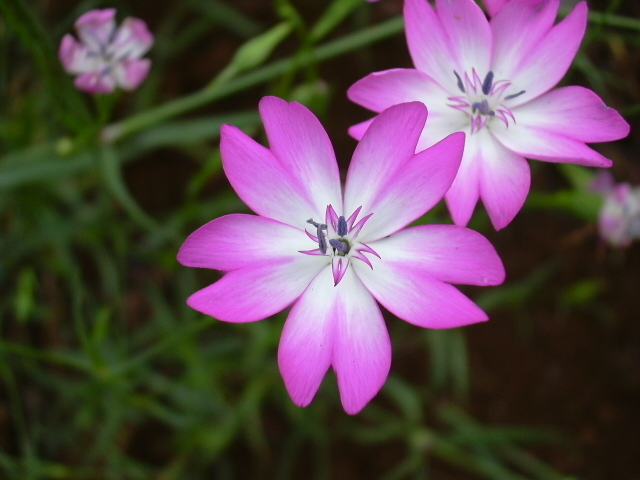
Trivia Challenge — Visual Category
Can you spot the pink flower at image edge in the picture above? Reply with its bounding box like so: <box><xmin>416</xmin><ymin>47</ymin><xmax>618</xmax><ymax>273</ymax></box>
<box><xmin>59</xmin><ymin>8</ymin><xmax>154</xmax><ymax>94</ymax></box>
<box><xmin>178</xmin><ymin>97</ymin><xmax>505</xmax><ymax>414</ymax></box>
<box><xmin>348</xmin><ymin>0</ymin><xmax>630</xmax><ymax>230</ymax></box>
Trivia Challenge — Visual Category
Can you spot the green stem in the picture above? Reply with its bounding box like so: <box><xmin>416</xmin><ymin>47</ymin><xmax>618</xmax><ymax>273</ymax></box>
<box><xmin>589</xmin><ymin>11</ymin><xmax>640</xmax><ymax>31</ymax></box>
<box><xmin>102</xmin><ymin>16</ymin><xmax>404</xmax><ymax>143</ymax></box>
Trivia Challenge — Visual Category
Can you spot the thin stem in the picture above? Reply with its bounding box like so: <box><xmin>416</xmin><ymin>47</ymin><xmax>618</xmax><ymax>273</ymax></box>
<box><xmin>102</xmin><ymin>16</ymin><xmax>404</xmax><ymax>143</ymax></box>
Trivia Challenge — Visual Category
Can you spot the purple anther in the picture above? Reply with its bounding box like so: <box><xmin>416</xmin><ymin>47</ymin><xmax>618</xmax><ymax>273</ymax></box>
<box><xmin>329</xmin><ymin>238</ymin><xmax>350</xmax><ymax>255</ymax></box>
<box><xmin>337</xmin><ymin>215</ymin><xmax>348</xmax><ymax>236</ymax></box>
<box><xmin>453</xmin><ymin>70</ymin><xmax>465</xmax><ymax>93</ymax></box>
<box><xmin>505</xmin><ymin>90</ymin><xmax>526</xmax><ymax>101</ymax></box>
<box><xmin>482</xmin><ymin>71</ymin><xmax>494</xmax><ymax>95</ymax></box>
<box><xmin>472</xmin><ymin>99</ymin><xmax>493</xmax><ymax>116</ymax></box>
<box><xmin>307</xmin><ymin>219</ymin><xmax>328</xmax><ymax>254</ymax></box>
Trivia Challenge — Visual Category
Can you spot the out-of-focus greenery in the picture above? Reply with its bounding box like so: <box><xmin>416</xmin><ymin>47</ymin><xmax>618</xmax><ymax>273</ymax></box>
<box><xmin>0</xmin><ymin>0</ymin><xmax>637</xmax><ymax>478</ymax></box>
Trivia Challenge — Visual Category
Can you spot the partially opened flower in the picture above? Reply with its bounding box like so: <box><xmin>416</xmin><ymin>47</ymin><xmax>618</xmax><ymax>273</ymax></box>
<box><xmin>178</xmin><ymin>97</ymin><xmax>505</xmax><ymax>414</ymax></box>
<box><xmin>59</xmin><ymin>9</ymin><xmax>154</xmax><ymax>94</ymax></box>
<box><xmin>592</xmin><ymin>173</ymin><xmax>640</xmax><ymax>248</ymax></box>
<box><xmin>348</xmin><ymin>0</ymin><xmax>630</xmax><ymax>230</ymax></box>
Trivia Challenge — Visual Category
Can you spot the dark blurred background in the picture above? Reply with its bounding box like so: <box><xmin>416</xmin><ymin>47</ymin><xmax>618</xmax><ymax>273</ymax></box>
<box><xmin>1</xmin><ymin>0</ymin><xmax>639</xmax><ymax>478</ymax></box>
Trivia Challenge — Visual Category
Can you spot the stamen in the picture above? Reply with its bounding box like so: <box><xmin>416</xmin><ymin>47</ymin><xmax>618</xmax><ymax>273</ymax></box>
<box><xmin>299</xmin><ymin>248</ymin><xmax>325</xmax><ymax>256</ymax></box>
<box><xmin>351</xmin><ymin>213</ymin><xmax>374</xmax><ymax>238</ymax></box>
<box><xmin>307</xmin><ymin>219</ymin><xmax>328</xmax><ymax>254</ymax></box>
<box><xmin>482</xmin><ymin>71</ymin><xmax>494</xmax><ymax>95</ymax></box>
<box><xmin>337</xmin><ymin>216</ymin><xmax>348</xmax><ymax>236</ymax></box>
<box><xmin>453</xmin><ymin>70</ymin><xmax>465</xmax><ymax>93</ymax></box>
<box><xmin>505</xmin><ymin>90</ymin><xmax>526</xmax><ymax>101</ymax></box>
<box><xmin>358</xmin><ymin>242</ymin><xmax>381</xmax><ymax>259</ymax></box>
<box><xmin>329</xmin><ymin>238</ymin><xmax>350</xmax><ymax>256</ymax></box>
<box><xmin>472</xmin><ymin>100</ymin><xmax>493</xmax><ymax>116</ymax></box>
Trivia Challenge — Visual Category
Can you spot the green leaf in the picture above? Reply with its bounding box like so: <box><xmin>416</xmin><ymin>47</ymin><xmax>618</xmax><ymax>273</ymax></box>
<box><xmin>310</xmin><ymin>0</ymin><xmax>362</xmax><ymax>43</ymax></box>
<box><xmin>213</xmin><ymin>22</ymin><xmax>293</xmax><ymax>86</ymax></box>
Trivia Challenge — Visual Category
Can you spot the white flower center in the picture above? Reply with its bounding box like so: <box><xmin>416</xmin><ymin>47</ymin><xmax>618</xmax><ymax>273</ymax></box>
<box><xmin>447</xmin><ymin>69</ymin><xmax>524</xmax><ymax>134</ymax></box>
<box><xmin>299</xmin><ymin>205</ymin><xmax>381</xmax><ymax>286</ymax></box>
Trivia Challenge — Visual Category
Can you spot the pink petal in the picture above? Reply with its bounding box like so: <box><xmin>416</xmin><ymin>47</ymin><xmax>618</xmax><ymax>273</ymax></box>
<box><xmin>367</xmin><ymin>225</ymin><xmax>505</xmax><ymax>286</ymax></box>
<box><xmin>75</xmin><ymin>8</ymin><xmax>117</xmax><ymax>52</ymax></box>
<box><xmin>348</xmin><ymin>118</ymin><xmax>374</xmax><ymax>141</ymax></box>
<box><xmin>483</xmin><ymin>0</ymin><xmax>508</xmax><ymax>16</ymax></box>
<box><xmin>177</xmin><ymin>214</ymin><xmax>307</xmax><ymax>272</ymax></box>
<box><xmin>358</xmin><ymin>132</ymin><xmax>466</xmax><ymax>241</ymax></box>
<box><xmin>490</xmin><ymin>0</ymin><xmax>560</xmax><ymax>80</ymax></box>
<box><xmin>115</xmin><ymin>59</ymin><xmax>151</xmax><ymax>90</ymax></box>
<box><xmin>491</xmin><ymin>121</ymin><xmax>613</xmax><ymax>167</ymax></box>
<box><xmin>435</xmin><ymin>0</ymin><xmax>492</xmax><ymax>76</ymax></box>
<box><xmin>445</xmin><ymin>136</ymin><xmax>482</xmax><ymax>226</ymax></box>
<box><xmin>344</xmin><ymin>102</ymin><xmax>428</xmax><ymax>219</ymax></box>
<box><xmin>348</xmin><ymin>68</ymin><xmax>448</xmax><ymax>114</ymax></box>
<box><xmin>506</xmin><ymin>2</ymin><xmax>588</xmax><ymax>107</ymax></box>
<box><xmin>278</xmin><ymin>267</ymin><xmax>336</xmax><ymax>407</ymax></box>
<box><xmin>354</xmin><ymin>261</ymin><xmax>489</xmax><ymax>329</ymax></box>
<box><xmin>59</xmin><ymin>34</ymin><xmax>98</xmax><ymax>74</ymax></box>
<box><xmin>403</xmin><ymin>0</ymin><xmax>459</xmax><ymax>90</ymax></box>
<box><xmin>259</xmin><ymin>97</ymin><xmax>342</xmax><ymax>215</ymax></box>
<box><xmin>187</xmin><ymin>258</ymin><xmax>325</xmax><ymax>323</ymax></box>
<box><xmin>479</xmin><ymin>132</ymin><xmax>531</xmax><ymax>230</ymax></box>
<box><xmin>220</xmin><ymin>125</ymin><xmax>319</xmax><ymax>225</ymax></box>
<box><xmin>513</xmin><ymin>86</ymin><xmax>630</xmax><ymax>143</ymax></box>
<box><xmin>111</xmin><ymin>17</ymin><xmax>154</xmax><ymax>59</ymax></box>
<box><xmin>74</xmin><ymin>72</ymin><xmax>116</xmax><ymax>94</ymax></box>
<box><xmin>332</xmin><ymin>270</ymin><xmax>390</xmax><ymax>415</ymax></box>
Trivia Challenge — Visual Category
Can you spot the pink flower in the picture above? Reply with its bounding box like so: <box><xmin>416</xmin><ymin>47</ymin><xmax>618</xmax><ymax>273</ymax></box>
<box><xmin>178</xmin><ymin>97</ymin><xmax>505</xmax><ymax>414</ymax></box>
<box><xmin>593</xmin><ymin>173</ymin><xmax>640</xmax><ymax>247</ymax></box>
<box><xmin>59</xmin><ymin>9</ymin><xmax>154</xmax><ymax>94</ymax></box>
<box><xmin>348</xmin><ymin>0</ymin><xmax>630</xmax><ymax>230</ymax></box>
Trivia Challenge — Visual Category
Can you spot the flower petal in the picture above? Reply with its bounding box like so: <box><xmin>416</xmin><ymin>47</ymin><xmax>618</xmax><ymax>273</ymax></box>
<box><xmin>177</xmin><ymin>214</ymin><xmax>307</xmax><ymax>271</ymax></box>
<box><xmin>74</xmin><ymin>72</ymin><xmax>116</xmax><ymax>94</ymax></box>
<box><xmin>505</xmin><ymin>2</ymin><xmax>588</xmax><ymax>107</ymax></box>
<box><xmin>115</xmin><ymin>58</ymin><xmax>151</xmax><ymax>91</ymax></box>
<box><xmin>483</xmin><ymin>0</ymin><xmax>509</xmax><ymax>16</ymax></box>
<box><xmin>435</xmin><ymin>0</ymin><xmax>493</xmax><ymax>76</ymax></box>
<box><xmin>491</xmin><ymin>121</ymin><xmax>613</xmax><ymax>167</ymax></box>
<box><xmin>479</xmin><ymin>131</ymin><xmax>531</xmax><ymax>230</ymax></box>
<box><xmin>513</xmin><ymin>86</ymin><xmax>630</xmax><ymax>143</ymax></box>
<box><xmin>75</xmin><ymin>8</ymin><xmax>116</xmax><ymax>52</ymax></box>
<box><xmin>490</xmin><ymin>0</ymin><xmax>559</xmax><ymax>80</ymax></box>
<box><xmin>348</xmin><ymin>118</ymin><xmax>374</xmax><ymax>141</ymax></box>
<box><xmin>333</xmin><ymin>269</ymin><xmax>390</xmax><ymax>415</ymax></box>
<box><xmin>110</xmin><ymin>17</ymin><xmax>154</xmax><ymax>59</ymax></box>
<box><xmin>348</xmin><ymin>68</ymin><xmax>448</xmax><ymax>114</ymax></box>
<box><xmin>59</xmin><ymin>34</ymin><xmax>100</xmax><ymax>74</ymax></box>
<box><xmin>359</xmin><ymin>132</ymin><xmax>466</xmax><ymax>241</ymax></box>
<box><xmin>403</xmin><ymin>0</ymin><xmax>458</xmax><ymax>90</ymax></box>
<box><xmin>354</xmin><ymin>261</ymin><xmax>488</xmax><ymax>329</ymax></box>
<box><xmin>259</xmin><ymin>97</ymin><xmax>342</xmax><ymax>215</ymax></box>
<box><xmin>278</xmin><ymin>267</ymin><xmax>335</xmax><ymax>407</ymax></box>
<box><xmin>367</xmin><ymin>225</ymin><xmax>505</xmax><ymax>286</ymax></box>
<box><xmin>344</xmin><ymin>102</ymin><xmax>427</xmax><ymax>218</ymax></box>
<box><xmin>220</xmin><ymin>124</ymin><xmax>318</xmax><ymax>225</ymax></box>
<box><xmin>445</xmin><ymin>135</ymin><xmax>482</xmax><ymax>226</ymax></box>
<box><xmin>187</xmin><ymin>257</ymin><xmax>325</xmax><ymax>323</ymax></box>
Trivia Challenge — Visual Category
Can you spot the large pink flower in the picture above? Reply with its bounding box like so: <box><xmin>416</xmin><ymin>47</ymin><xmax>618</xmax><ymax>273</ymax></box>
<box><xmin>59</xmin><ymin>9</ymin><xmax>154</xmax><ymax>94</ymax></box>
<box><xmin>348</xmin><ymin>0</ymin><xmax>630</xmax><ymax>230</ymax></box>
<box><xmin>178</xmin><ymin>97</ymin><xmax>505</xmax><ymax>414</ymax></box>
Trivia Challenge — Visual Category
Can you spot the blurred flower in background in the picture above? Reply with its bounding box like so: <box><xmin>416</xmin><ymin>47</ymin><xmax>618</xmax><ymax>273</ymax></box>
<box><xmin>178</xmin><ymin>98</ymin><xmax>504</xmax><ymax>414</ymax></box>
<box><xmin>348</xmin><ymin>0</ymin><xmax>629</xmax><ymax>230</ymax></box>
<box><xmin>592</xmin><ymin>173</ymin><xmax>640</xmax><ymax>247</ymax></box>
<box><xmin>59</xmin><ymin>8</ymin><xmax>154</xmax><ymax>94</ymax></box>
